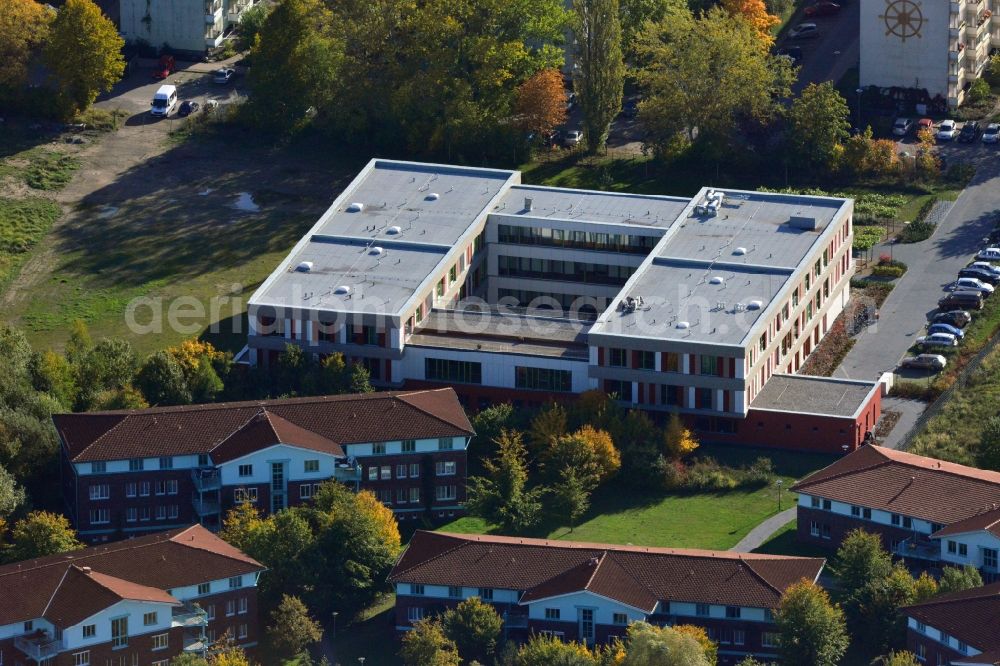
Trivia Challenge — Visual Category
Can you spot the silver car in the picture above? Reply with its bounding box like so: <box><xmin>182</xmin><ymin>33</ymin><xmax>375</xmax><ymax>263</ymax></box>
<box><xmin>900</xmin><ymin>354</ymin><xmax>947</xmax><ymax>370</ymax></box>
<box><xmin>916</xmin><ymin>333</ymin><xmax>959</xmax><ymax>348</ymax></box>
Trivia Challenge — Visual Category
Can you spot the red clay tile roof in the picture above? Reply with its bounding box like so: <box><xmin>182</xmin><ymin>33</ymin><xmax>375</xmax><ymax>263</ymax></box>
<box><xmin>903</xmin><ymin>582</ymin><xmax>1000</xmax><ymax>653</ymax></box>
<box><xmin>390</xmin><ymin>531</ymin><xmax>825</xmax><ymax>610</ymax></box>
<box><xmin>932</xmin><ymin>505</ymin><xmax>1000</xmax><ymax>539</ymax></box>
<box><xmin>210</xmin><ymin>410</ymin><xmax>346</xmax><ymax>463</ymax></box>
<box><xmin>55</xmin><ymin>389</ymin><xmax>473</xmax><ymax>462</ymax></box>
<box><xmin>0</xmin><ymin>525</ymin><xmax>263</xmax><ymax>627</ymax></box>
<box><xmin>791</xmin><ymin>445</ymin><xmax>1000</xmax><ymax>526</ymax></box>
<box><xmin>45</xmin><ymin>566</ymin><xmax>178</xmax><ymax>627</ymax></box>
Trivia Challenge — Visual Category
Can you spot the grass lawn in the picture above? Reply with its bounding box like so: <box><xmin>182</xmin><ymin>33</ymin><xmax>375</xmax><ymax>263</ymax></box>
<box><xmin>752</xmin><ymin>519</ymin><xmax>829</xmax><ymax>558</ymax></box>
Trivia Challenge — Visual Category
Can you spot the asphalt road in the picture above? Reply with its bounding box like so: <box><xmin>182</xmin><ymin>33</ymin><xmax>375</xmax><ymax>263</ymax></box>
<box><xmin>784</xmin><ymin>0</ymin><xmax>860</xmax><ymax>95</ymax></box>
<box><xmin>836</xmin><ymin>144</ymin><xmax>1000</xmax><ymax>380</ymax></box>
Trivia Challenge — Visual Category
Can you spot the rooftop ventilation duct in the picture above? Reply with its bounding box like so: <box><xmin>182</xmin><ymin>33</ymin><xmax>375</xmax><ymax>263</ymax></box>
<box><xmin>733</xmin><ymin>247</ymin><xmax>747</xmax><ymax>256</ymax></box>
<box><xmin>524</xmin><ymin>197</ymin><xmax>533</xmax><ymax>212</ymax></box>
<box><xmin>709</xmin><ymin>276</ymin><xmax>725</xmax><ymax>285</ymax></box>
<box><xmin>675</xmin><ymin>321</ymin><xmax>690</xmax><ymax>329</ymax></box>
<box><xmin>788</xmin><ymin>215</ymin><xmax>819</xmax><ymax>230</ymax></box>
<box><xmin>369</xmin><ymin>246</ymin><xmax>384</xmax><ymax>255</ymax></box>
<box><xmin>746</xmin><ymin>300</ymin><xmax>764</xmax><ymax>310</ymax></box>
<box><xmin>346</xmin><ymin>202</ymin><xmax>364</xmax><ymax>213</ymax></box>
<box><xmin>334</xmin><ymin>285</ymin><xmax>352</xmax><ymax>295</ymax></box>
<box><xmin>426</xmin><ymin>193</ymin><xmax>440</xmax><ymax>201</ymax></box>
<box><xmin>295</xmin><ymin>261</ymin><xmax>313</xmax><ymax>272</ymax></box>
<box><xmin>386</xmin><ymin>225</ymin><xmax>402</xmax><ymax>235</ymax></box>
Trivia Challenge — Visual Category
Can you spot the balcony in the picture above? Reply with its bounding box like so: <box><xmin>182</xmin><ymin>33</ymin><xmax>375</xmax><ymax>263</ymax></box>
<box><xmin>504</xmin><ymin>613</ymin><xmax>530</xmax><ymax>629</ymax></box>
<box><xmin>192</xmin><ymin>496</ymin><xmax>221</xmax><ymax>516</ymax></box>
<box><xmin>334</xmin><ymin>462</ymin><xmax>362</xmax><ymax>483</ymax></box>
<box><xmin>192</xmin><ymin>468</ymin><xmax>221</xmax><ymax>492</ymax></box>
<box><xmin>15</xmin><ymin>633</ymin><xmax>62</xmax><ymax>662</ymax></box>
<box><xmin>172</xmin><ymin>603</ymin><xmax>209</xmax><ymax>629</ymax></box>
<box><xmin>896</xmin><ymin>537</ymin><xmax>940</xmax><ymax>562</ymax></box>
<box><xmin>183</xmin><ymin>636</ymin><xmax>210</xmax><ymax>653</ymax></box>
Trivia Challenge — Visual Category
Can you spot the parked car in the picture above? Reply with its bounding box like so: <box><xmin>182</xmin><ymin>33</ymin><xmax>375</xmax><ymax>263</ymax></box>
<box><xmin>928</xmin><ymin>323</ymin><xmax>965</xmax><ymax>339</ymax></box>
<box><xmin>970</xmin><ymin>261</ymin><xmax>1000</xmax><ymax>275</ymax></box>
<box><xmin>563</xmin><ymin>130</ymin><xmax>584</xmax><ymax>147</ymax></box>
<box><xmin>213</xmin><ymin>68</ymin><xmax>235</xmax><ymax>84</ymax></box>
<box><xmin>777</xmin><ymin>46</ymin><xmax>803</xmax><ymax>63</ymax></box>
<box><xmin>917</xmin><ymin>118</ymin><xmax>934</xmax><ymax>133</ymax></box>
<box><xmin>932</xmin><ymin>310</ymin><xmax>972</xmax><ymax>327</ymax></box>
<box><xmin>152</xmin><ymin>55</ymin><xmax>175</xmax><ymax>80</ymax></box>
<box><xmin>900</xmin><ymin>354</ymin><xmax>947</xmax><ymax>370</ymax></box>
<box><xmin>983</xmin><ymin>123</ymin><xmax>1000</xmax><ymax>144</ymax></box>
<box><xmin>937</xmin><ymin>119</ymin><xmax>958</xmax><ymax>141</ymax></box>
<box><xmin>543</xmin><ymin>130</ymin><xmax>562</xmax><ymax>147</ymax></box>
<box><xmin>958</xmin><ymin>121</ymin><xmax>980</xmax><ymax>143</ymax></box>
<box><xmin>788</xmin><ymin>23</ymin><xmax>820</xmax><ymax>39</ymax></box>
<box><xmin>178</xmin><ymin>100</ymin><xmax>200</xmax><ymax>117</ymax></box>
<box><xmin>976</xmin><ymin>247</ymin><xmax>1000</xmax><ymax>261</ymax></box>
<box><xmin>916</xmin><ymin>332</ymin><xmax>959</xmax><ymax>348</ymax></box>
<box><xmin>892</xmin><ymin>117</ymin><xmax>914</xmax><ymax>136</ymax></box>
<box><xmin>953</xmin><ymin>277</ymin><xmax>994</xmax><ymax>294</ymax></box>
<box><xmin>566</xmin><ymin>92</ymin><xmax>576</xmax><ymax>111</ymax></box>
<box><xmin>959</xmin><ymin>267</ymin><xmax>1000</xmax><ymax>284</ymax></box>
<box><xmin>939</xmin><ymin>290</ymin><xmax>984</xmax><ymax>310</ymax></box>
<box><xmin>804</xmin><ymin>1</ymin><xmax>841</xmax><ymax>16</ymax></box>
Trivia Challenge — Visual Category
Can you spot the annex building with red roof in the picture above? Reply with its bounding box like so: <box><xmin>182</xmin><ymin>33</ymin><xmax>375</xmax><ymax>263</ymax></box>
<box><xmin>903</xmin><ymin>581</ymin><xmax>1000</xmax><ymax>665</ymax></box>
<box><xmin>792</xmin><ymin>444</ymin><xmax>1000</xmax><ymax>580</ymax></box>
<box><xmin>388</xmin><ymin>530</ymin><xmax>826</xmax><ymax>665</ymax></box>
<box><xmin>0</xmin><ymin>525</ymin><xmax>263</xmax><ymax>666</ymax></box>
<box><xmin>54</xmin><ymin>389</ymin><xmax>474</xmax><ymax>542</ymax></box>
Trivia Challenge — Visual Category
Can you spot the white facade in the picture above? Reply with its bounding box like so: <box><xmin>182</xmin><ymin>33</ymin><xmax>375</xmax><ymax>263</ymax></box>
<box><xmin>798</xmin><ymin>493</ymin><xmax>940</xmax><ymax>535</ymax></box>
<box><xmin>217</xmin><ymin>444</ymin><xmax>342</xmax><ymax>486</ymax></box>
<box><xmin>908</xmin><ymin>617</ymin><xmax>982</xmax><ymax>657</ymax></box>
<box><xmin>524</xmin><ymin>591</ymin><xmax>646</xmax><ymax>626</ymax></box>
<box><xmin>860</xmin><ymin>0</ymin><xmax>999</xmax><ymax>107</ymax></box>
<box><xmin>77</xmin><ymin>454</ymin><xmax>202</xmax><ymax>476</ymax></box>
<box><xmin>119</xmin><ymin>0</ymin><xmax>257</xmax><ymax>55</ymax></box>
<box><xmin>343</xmin><ymin>436</ymin><xmax>469</xmax><ymax>458</ymax></box>
<box><xmin>936</xmin><ymin>529</ymin><xmax>1000</xmax><ymax>569</ymax></box>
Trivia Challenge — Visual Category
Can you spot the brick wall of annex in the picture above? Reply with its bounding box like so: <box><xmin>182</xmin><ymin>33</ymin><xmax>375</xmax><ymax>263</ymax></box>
<box><xmin>795</xmin><ymin>506</ymin><xmax>915</xmax><ymax>552</ymax></box>
<box><xmin>905</xmin><ymin>628</ymin><xmax>966</xmax><ymax>666</ymax></box>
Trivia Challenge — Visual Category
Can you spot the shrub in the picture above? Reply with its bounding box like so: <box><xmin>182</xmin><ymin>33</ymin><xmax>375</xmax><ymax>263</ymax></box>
<box><xmin>854</xmin><ymin>226</ymin><xmax>885</xmax><ymax>251</ymax></box>
<box><xmin>967</xmin><ymin>78</ymin><xmax>992</xmax><ymax>105</ymax></box>
<box><xmin>744</xmin><ymin>457</ymin><xmax>776</xmax><ymax>487</ymax></box>
<box><xmin>871</xmin><ymin>264</ymin><xmax>906</xmax><ymax>278</ymax></box>
<box><xmin>899</xmin><ymin>220</ymin><xmax>935</xmax><ymax>243</ymax></box>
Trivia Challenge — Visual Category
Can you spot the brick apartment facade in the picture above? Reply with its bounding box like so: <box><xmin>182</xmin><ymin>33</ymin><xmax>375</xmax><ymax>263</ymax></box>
<box><xmin>0</xmin><ymin>525</ymin><xmax>263</xmax><ymax>666</ymax></box>
<box><xmin>903</xmin><ymin>582</ymin><xmax>1000</xmax><ymax>665</ymax></box>
<box><xmin>792</xmin><ymin>445</ymin><xmax>1000</xmax><ymax>580</ymax></box>
<box><xmin>389</xmin><ymin>531</ymin><xmax>826</xmax><ymax>665</ymax></box>
<box><xmin>54</xmin><ymin>389</ymin><xmax>474</xmax><ymax>543</ymax></box>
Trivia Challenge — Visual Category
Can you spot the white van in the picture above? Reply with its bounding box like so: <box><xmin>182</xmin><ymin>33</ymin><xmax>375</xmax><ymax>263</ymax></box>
<box><xmin>150</xmin><ymin>84</ymin><xmax>178</xmax><ymax>117</ymax></box>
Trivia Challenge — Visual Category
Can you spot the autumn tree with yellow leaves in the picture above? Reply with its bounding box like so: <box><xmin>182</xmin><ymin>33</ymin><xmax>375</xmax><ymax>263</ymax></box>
<box><xmin>721</xmin><ymin>0</ymin><xmax>780</xmax><ymax>44</ymax></box>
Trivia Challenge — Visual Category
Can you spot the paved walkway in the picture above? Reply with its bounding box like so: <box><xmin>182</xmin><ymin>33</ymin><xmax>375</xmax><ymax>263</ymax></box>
<box><xmin>877</xmin><ymin>396</ymin><xmax>926</xmax><ymax>449</ymax></box>
<box><xmin>730</xmin><ymin>507</ymin><xmax>797</xmax><ymax>553</ymax></box>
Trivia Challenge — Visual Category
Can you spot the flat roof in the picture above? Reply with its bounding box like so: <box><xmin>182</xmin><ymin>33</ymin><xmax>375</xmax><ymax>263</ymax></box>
<box><xmin>659</xmin><ymin>190</ymin><xmax>844</xmax><ymax>270</ymax></box>
<box><xmin>750</xmin><ymin>374</ymin><xmax>878</xmax><ymax>418</ymax></box>
<box><xmin>494</xmin><ymin>185</ymin><xmax>688</xmax><ymax>230</ymax></box>
<box><xmin>593</xmin><ymin>260</ymin><xmax>792</xmax><ymax>345</ymax></box>
<box><xmin>407</xmin><ymin>332</ymin><xmax>589</xmax><ymax>360</ymax></box>
<box><xmin>421</xmin><ymin>308</ymin><xmax>591</xmax><ymax>344</ymax></box>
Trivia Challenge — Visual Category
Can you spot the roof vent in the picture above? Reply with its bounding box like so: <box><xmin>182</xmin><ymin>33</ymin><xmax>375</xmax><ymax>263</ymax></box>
<box><xmin>746</xmin><ymin>300</ymin><xmax>764</xmax><ymax>310</ymax></box>
<box><xmin>369</xmin><ymin>246</ymin><xmax>385</xmax><ymax>256</ymax></box>
<box><xmin>81</xmin><ymin>566</ymin><xmax>92</xmax><ymax>574</ymax></box>
<box><xmin>788</xmin><ymin>215</ymin><xmax>819</xmax><ymax>230</ymax></box>
<box><xmin>334</xmin><ymin>285</ymin><xmax>352</xmax><ymax>295</ymax></box>
<box><xmin>524</xmin><ymin>197</ymin><xmax>533</xmax><ymax>212</ymax></box>
<box><xmin>295</xmin><ymin>261</ymin><xmax>313</xmax><ymax>272</ymax></box>
<box><xmin>346</xmin><ymin>202</ymin><xmax>364</xmax><ymax>213</ymax></box>
<box><xmin>709</xmin><ymin>276</ymin><xmax>725</xmax><ymax>285</ymax></box>
<box><xmin>426</xmin><ymin>192</ymin><xmax>440</xmax><ymax>201</ymax></box>
<box><xmin>676</xmin><ymin>321</ymin><xmax>690</xmax><ymax>329</ymax></box>
<box><xmin>733</xmin><ymin>247</ymin><xmax>747</xmax><ymax>256</ymax></box>
<box><xmin>386</xmin><ymin>225</ymin><xmax>402</xmax><ymax>235</ymax></box>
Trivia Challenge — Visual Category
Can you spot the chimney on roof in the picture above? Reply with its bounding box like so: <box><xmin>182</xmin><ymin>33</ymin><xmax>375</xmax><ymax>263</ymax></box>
<box><xmin>524</xmin><ymin>197</ymin><xmax>533</xmax><ymax>212</ymax></box>
<box><xmin>588</xmin><ymin>557</ymin><xmax>599</xmax><ymax>566</ymax></box>
<box><xmin>81</xmin><ymin>566</ymin><xmax>92</xmax><ymax>574</ymax></box>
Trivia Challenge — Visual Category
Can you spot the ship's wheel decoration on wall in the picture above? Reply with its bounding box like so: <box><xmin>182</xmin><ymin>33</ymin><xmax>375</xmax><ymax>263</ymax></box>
<box><xmin>880</xmin><ymin>0</ymin><xmax>927</xmax><ymax>41</ymax></box>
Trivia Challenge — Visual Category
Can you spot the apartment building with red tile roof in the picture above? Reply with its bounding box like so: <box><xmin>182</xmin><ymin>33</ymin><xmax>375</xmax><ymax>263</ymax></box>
<box><xmin>903</xmin><ymin>582</ymin><xmax>1000</xmax><ymax>665</ymax></box>
<box><xmin>0</xmin><ymin>525</ymin><xmax>263</xmax><ymax>666</ymax></box>
<box><xmin>792</xmin><ymin>444</ymin><xmax>1000</xmax><ymax>580</ymax></box>
<box><xmin>389</xmin><ymin>531</ymin><xmax>826</xmax><ymax>665</ymax></box>
<box><xmin>55</xmin><ymin>389</ymin><xmax>474</xmax><ymax>543</ymax></box>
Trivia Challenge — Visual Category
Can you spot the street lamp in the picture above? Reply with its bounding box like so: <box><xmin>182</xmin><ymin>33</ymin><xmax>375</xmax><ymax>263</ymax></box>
<box><xmin>856</xmin><ymin>87</ymin><xmax>864</xmax><ymax>131</ymax></box>
<box><xmin>332</xmin><ymin>611</ymin><xmax>338</xmax><ymax>639</ymax></box>
<box><xmin>358</xmin><ymin>659</ymin><xmax>366</xmax><ymax>665</ymax></box>
<box><xmin>776</xmin><ymin>479</ymin><xmax>784</xmax><ymax>511</ymax></box>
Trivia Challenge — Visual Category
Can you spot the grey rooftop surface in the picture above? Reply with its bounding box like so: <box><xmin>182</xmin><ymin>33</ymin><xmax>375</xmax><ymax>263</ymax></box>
<box><xmin>420</xmin><ymin>307</ymin><xmax>591</xmax><ymax>344</ymax></box>
<box><xmin>494</xmin><ymin>185</ymin><xmax>688</xmax><ymax>230</ymax></box>
<box><xmin>593</xmin><ymin>260</ymin><xmax>792</xmax><ymax>346</ymax></box>
<box><xmin>658</xmin><ymin>190</ymin><xmax>846</xmax><ymax>270</ymax></box>
<box><xmin>750</xmin><ymin>374</ymin><xmax>879</xmax><ymax>418</ymax></box>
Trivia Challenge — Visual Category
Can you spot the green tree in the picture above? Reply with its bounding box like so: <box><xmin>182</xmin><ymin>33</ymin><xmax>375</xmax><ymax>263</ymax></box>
<box><xmin>400</xmin><ymin>619</ymin><xmax>460</xmax><ymax>666</ymax></box>
<box><xmin>267</xmin><ymin>594</ymin><xmax>323</xmax><ymax>658</ymax></box>
<box><xmin>787</xmin><ymin>82</ymin><xmax>850</xmax><ymax>174</ymax></box>
<box><xmin>0</xmin><ymin>464</ymin><xmax>26</xmax><ymax>520</ymax></box>
<box><xmin>835</xmin><ymin>529</ymin><xmax>893</xmax><ymax>601</ymax></box>
<box><xmin>552</xmin><ymin>466</ymin><xmax>590</xmax><ymax>530</ymax></box>
<box><xmin>249</xmin><ymin>0</ymin><xmax>344</xmax><ymax>131</ymax></box>
<box><xmin>465</xmin><ymin>430</ymin><xmax>544</xmax><ymax>533</ymax></box>
<box><xmin>41</xmin><ymin>0</ymin><xmax>123</xmax><ymax>114</ymax></box>
<box><xmin>734</xmin><ymin>659</ymin><xmax>768</xmax><ymax>666</ymax></box>
<box><xmin>515</xmin><ymin>633</ymin><xmax>600</xmax><ymax>665</ymax></box>
<box><xmin>65</xmin><ymin>320</ymin><xmax>93</xmax><ymax>368</ymax></box>
<box><xmin>977</xmin><ymin>416</ymin><xmax>1000</xmax><ymax>471</ymax></box>
<box><xmin>663</xmin><ymin>412</ymin><xmax>698</xmax><ymax>459</ymax></box>
<box><xmin>29</xmin><ymin>350</ymin><xmax>77</xmax><ymax>409</ymax></box>
<box><xmin>441</xmin><ymin>596</ymin><xmax>503</xmax><ymax>664</ymax></box>
<box><xmin>136</xmin><ymin>351</ymin><xmax>193</xmax><ymax>406</ymax></box>
<box><xmin>938</xmin><ymin>564</ymin><xmax>983</xmax><ymax>595</ymax></box>
<box><xmin>527</xmin><ymin>403</ymin><xmax>568</xmax><ymax>456</ymax></box>
<box><xmin>6</xmin><ymin>510</ymin><xmax>83</xmax><ymax>562</ymax></box>
<box><xmin>875</xmin><ymin>651</ymin><xmax>920</xmax><ymax>666</ymax></box>
<box><xmin>967</xmin><ymin>77</ymin><xmax>991</xmax><ymax>104</ymax></box>
<box><xmin>0</xmin><ymin>0</ymin><xmax>53</xmax><ymax>88</ymax></box>
<box><xmin>573</xmin><ymin>0</ymin><xmax>625</xmax><ymax>152</ymax></box>
<box><xmin>855</xmin><ymin>563</ymin><xmax>922</xmax><ymax>654</ymax></box>
<box><xmin>621</xmin><ymin>622</ymin><xmax>713</xmax><ymax>666</ymax></box>
<box><xmin>170</xmin><ymin>655</ymin><xmax>209</xmax><ymax>666</ymax></box>
<box><xmin>469</xmin><ymin>403</ymin><xmax>517</xmax><ymax>472</ymax></box>
<box><xmin>618</xmin><ymin>0</ymin><xmax>685</xmax><ymax>58</ymax></box>
<box><xmin>75</xmin><ymin>338</ymin><xmax>139</xmax><ymax>410</ymax></box>
<box><xmin>236</xmin><ymin>1</ymin><xmax>272</xmax><ymax>51</ymax></box>
<box><xmin>635</xmin><ymin>6</ymin><xmax>791</xmax><ymax>160</ymax></box>
<box><xmin>913</xmin><ymin>571</ymin><xmax>938</xmax><ymax>602</ymax></box>
<box><xmin>349</xmin><ymin>362</ymin><xmax>374</xmax><ymax>393</ymax></box>
<box><xmin>775</xmin><ymin>580</ymin><xmax>849</xmax><ymax>666</ymax></box>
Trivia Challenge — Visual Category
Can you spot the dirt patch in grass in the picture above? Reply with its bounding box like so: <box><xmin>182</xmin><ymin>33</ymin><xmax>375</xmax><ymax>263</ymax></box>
<box><xmin>874</xmin><ymin>410</ymin><xmax>901</xmax><ymax>439</ymax></box>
